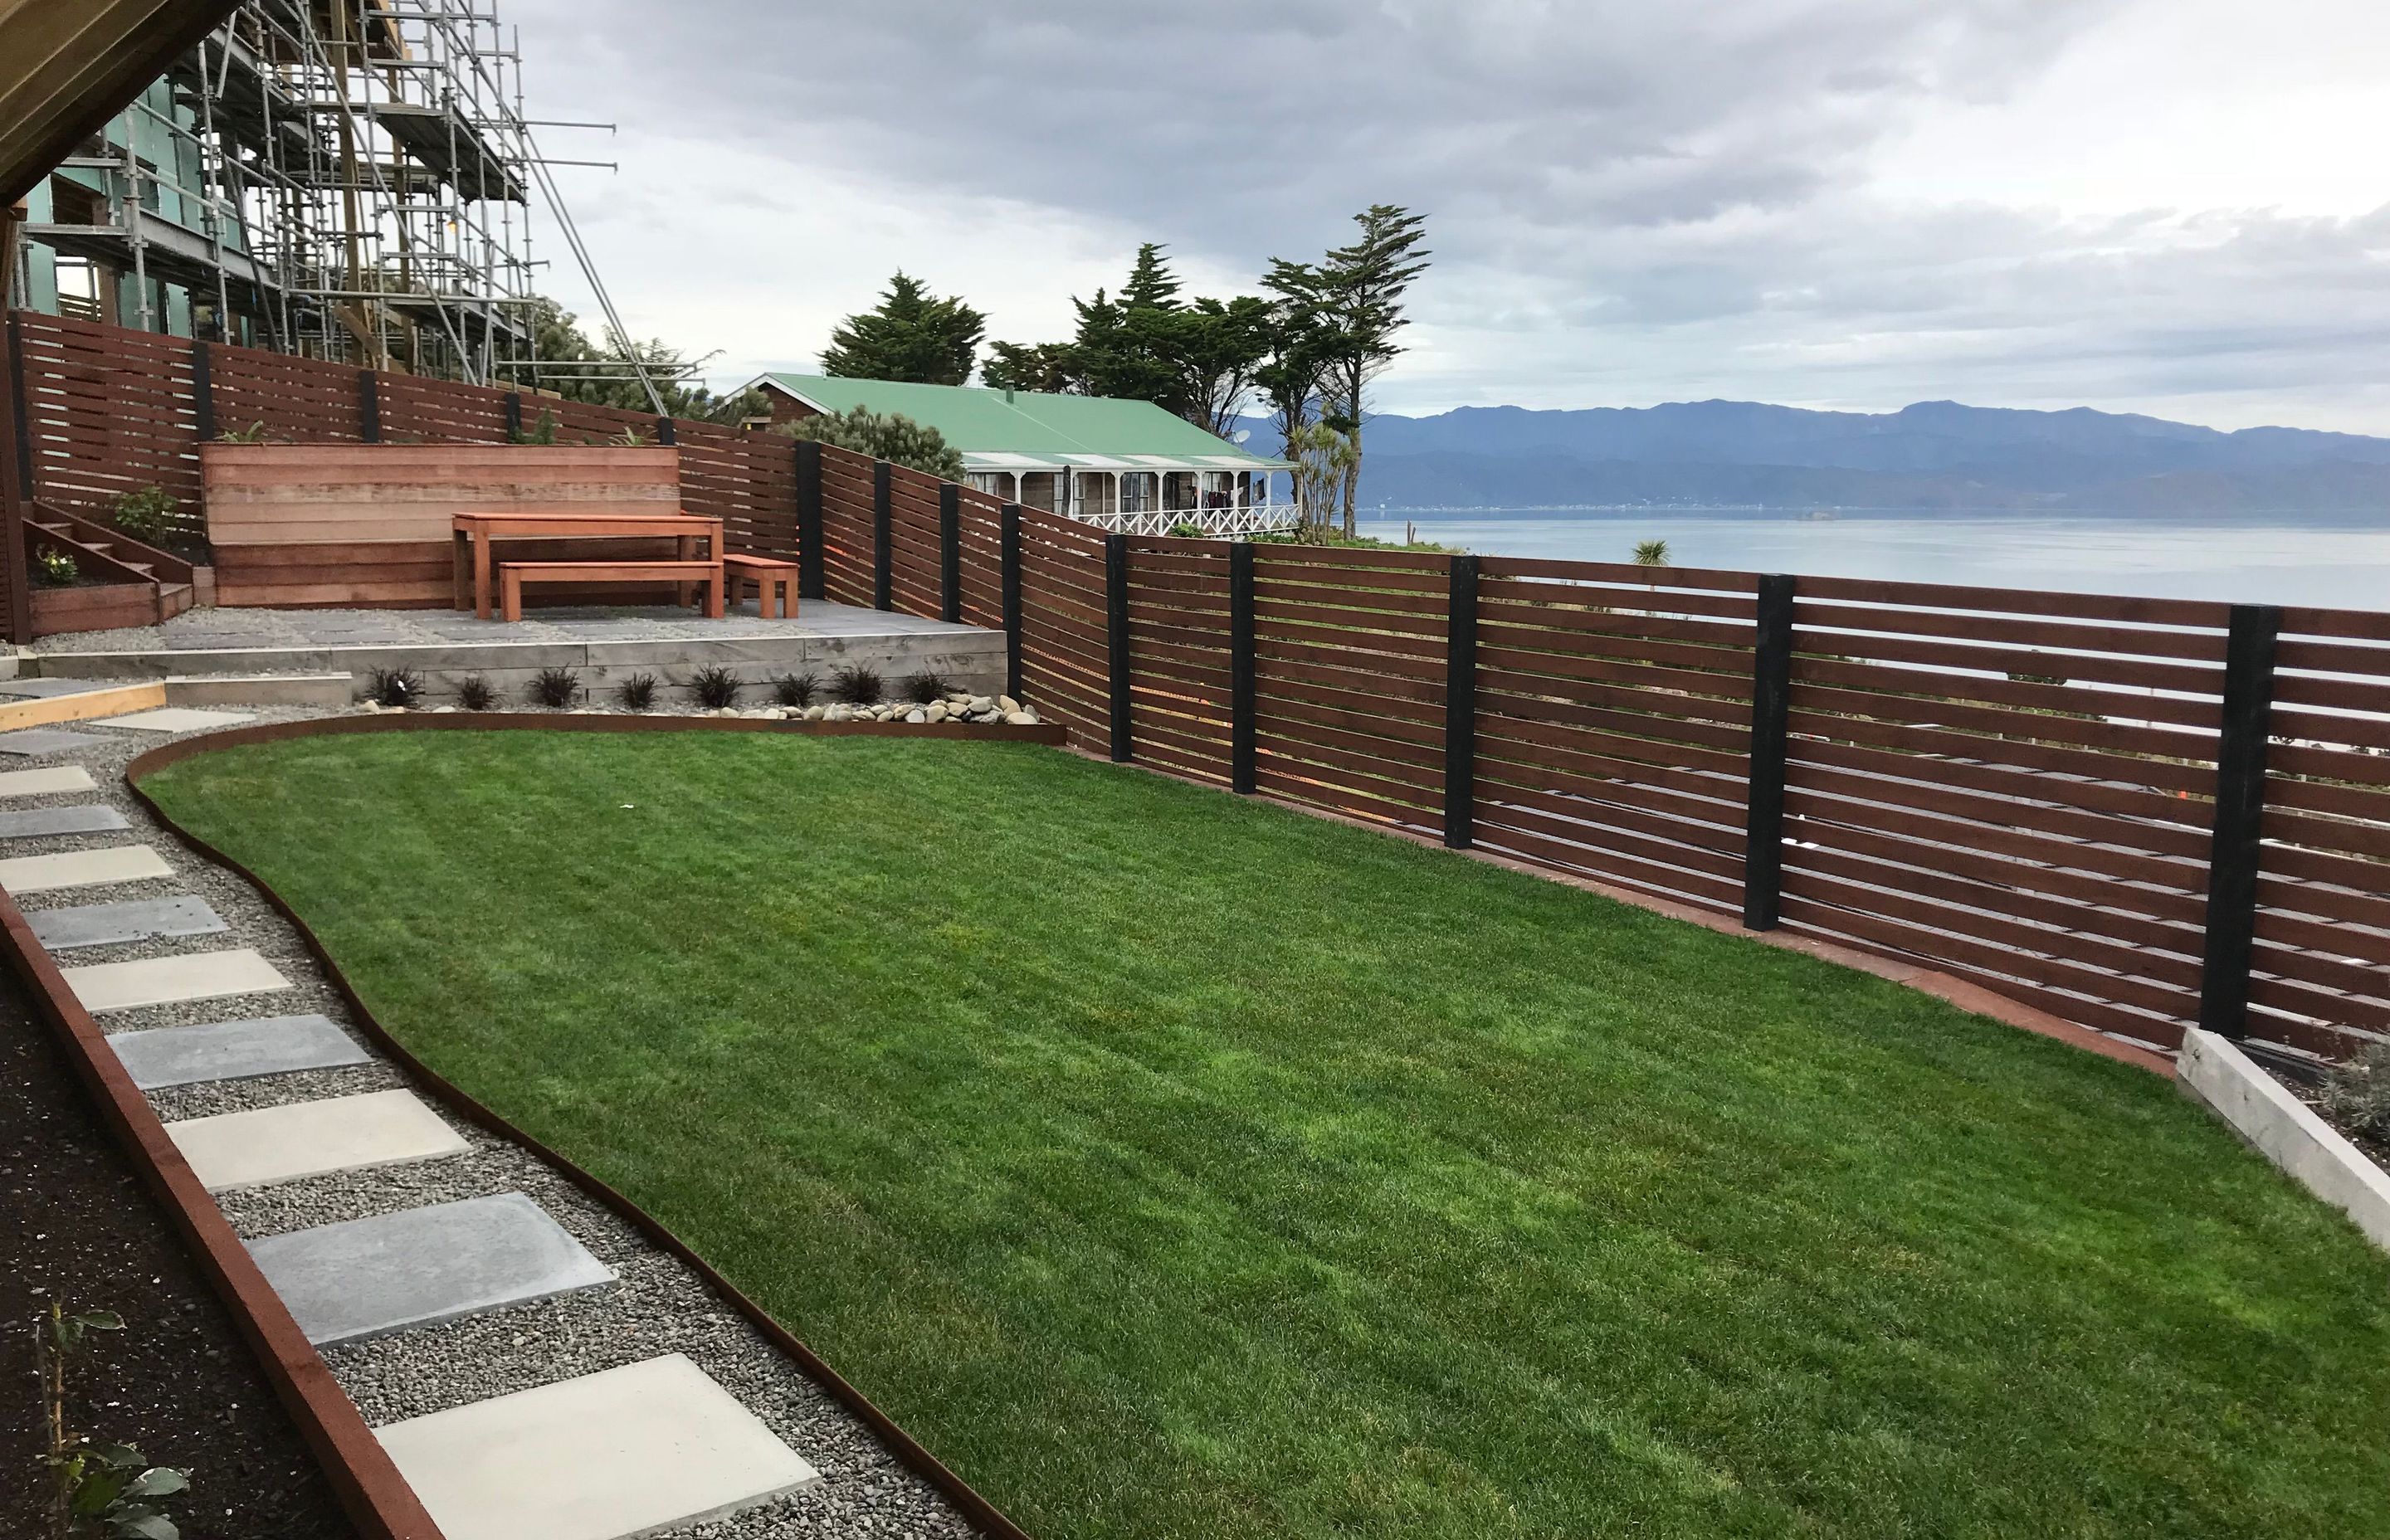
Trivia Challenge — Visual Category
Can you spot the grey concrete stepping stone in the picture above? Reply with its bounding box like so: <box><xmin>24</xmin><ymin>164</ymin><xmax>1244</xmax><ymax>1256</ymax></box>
<box><xmin>61</xmin><ymin>948</ymin><xmax>290</xmax><ymax>1011</ymax></box>
<box><xmin>0</xmin><ymin>765</ymin><xmax>96</xmax><ymax>797</ymax></box>
<box><xmin>0</xmin><ymin>803</ymin><xmax>128</xmax><ymax>839</ymax></box>
<box><xmin>248</xmin><ymin>1193</ymin><xmax>617</xmax><ymax>1346</ymax></box>
<box><xmin>30</xmin><ymin>894</ymin><xmax>227</xmax><ymax>950</ymax></box>
<box><xmin>104</xmin><ymin>1013</ymin><xmax>363</xmax><ymax>1089</ymax></box>
<box><xmin>0</xmin><ymin>728</ymin><xmax>110</xmax><ymax>756</ymax></box>
<box><xmin>90</xmin><ymin>707</ymin><xmax>256</xmax><ymax>733</ymax></box>
<box><xmin>375</xmin><ymin>1353</ymin><xmax>819</xmax><ymax>1540</ymax></box>
<box><xmin>0</xmin><ymin>678</ymin><xmax>129</xmax><ymax>698</ymax></box>
<box><xmin>0</xmin><ymin>844</ymin><xmax>173</xmax><ymax>894</ymax></box>
<box><xmin>165</xmin><ymin>1089</ymin><xmax>470</xmax><ymax>1192</ymax></box>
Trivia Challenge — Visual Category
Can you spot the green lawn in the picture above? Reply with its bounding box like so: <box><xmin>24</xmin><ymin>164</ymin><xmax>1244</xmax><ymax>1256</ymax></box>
<box><xmin>144</xmin><ymin>731</ymin><xmax>2390</xmax><ymax>1540</ymax></box>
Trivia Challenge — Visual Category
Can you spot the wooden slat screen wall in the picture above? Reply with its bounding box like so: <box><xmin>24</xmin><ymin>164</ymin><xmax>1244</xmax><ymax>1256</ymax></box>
<box><xmin>1473</xmin><ymin>558</ymin><xmax>1758</xmax><ymax>916</ymax></box>
<box><xmin>2257</xmin><ymin>607</ymin><xmax>2390</xmax><ymax>1060</ymax></box>
<box><xmin>16</xmin><ymin>309</ymin><xmax>2389</xmax><ymax>1064</ymax></box>
<box><xmin>1251</xmin><ymin>545</ymin><xmax>1450</xmax><ymax>835</ymax></box>
<box><xmin>13</xmin><ymin>311</ymin><xmax>207</xmax><ymax>541</ymax></box>
<box><xmin>1778</xmin><ymin>579</ymin><xmax>2232</xmax><ymax>1053</ymax></box>
<box><xmin>1125</xmin><ymin>536</ymin><xmax>1234</xmax><ymax>785</ymax></box>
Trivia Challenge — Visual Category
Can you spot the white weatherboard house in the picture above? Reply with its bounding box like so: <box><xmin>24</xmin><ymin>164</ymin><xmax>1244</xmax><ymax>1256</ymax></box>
<box><xmin>745</xmin><ymin>373</ymin><xmax>1299</xmax><ymax>537</ymax></box>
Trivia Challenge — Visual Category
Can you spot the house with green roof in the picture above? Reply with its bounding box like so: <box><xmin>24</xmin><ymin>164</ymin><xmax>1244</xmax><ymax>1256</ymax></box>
<box><xmin>744</xmin><ymin>373</ymin><xmax>1296</xmax><ymax>536</ymax></box>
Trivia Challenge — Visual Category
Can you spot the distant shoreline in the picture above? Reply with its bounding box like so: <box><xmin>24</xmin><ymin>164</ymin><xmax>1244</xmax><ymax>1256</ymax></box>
<box><xmin>1361</xmin><ymin>504</ymin><xmax>2390</xmax><ymax>519</ymax></box>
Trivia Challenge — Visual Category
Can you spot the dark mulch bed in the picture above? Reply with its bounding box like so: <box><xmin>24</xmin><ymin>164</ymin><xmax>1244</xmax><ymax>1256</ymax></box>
<box><xmin>0</xmin><ymin>981</ymin><xmax>357</xmax><ymax>1539</ymax></box>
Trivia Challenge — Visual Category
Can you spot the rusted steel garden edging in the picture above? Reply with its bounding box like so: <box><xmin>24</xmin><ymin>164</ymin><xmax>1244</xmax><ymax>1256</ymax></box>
<box><xmin>0</xmin><ymin>890</ymin><xmax>444</xmax><ymax>1539</ymax></box>
<box><xmin>122</xmin><ymin>713</ymin><xmax>1046</xmax><ymax>1540</ymax></box>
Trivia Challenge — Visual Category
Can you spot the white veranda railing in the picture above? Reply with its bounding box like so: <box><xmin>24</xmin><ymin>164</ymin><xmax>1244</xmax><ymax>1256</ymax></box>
<box><xmin>1066</xmin><ymin>502</ymin><xmax>1304</xmax><ymax>538</ymax></box>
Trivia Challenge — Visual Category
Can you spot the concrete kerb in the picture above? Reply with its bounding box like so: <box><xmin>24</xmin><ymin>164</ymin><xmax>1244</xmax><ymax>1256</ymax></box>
<box><xmin>2178</xmin><ymin>1029</ymin><xmax>2390</xmax><ymax>1253</ymax></box>
<box><xmin>120</xmin><ymin>713</ymin><xmax>1046</xmax><ymax>1540</ymax></box>
<box><xmin>37</xmin><ymin>633</ymin><xmax>1007</xmax><ymax>703</ymax></box>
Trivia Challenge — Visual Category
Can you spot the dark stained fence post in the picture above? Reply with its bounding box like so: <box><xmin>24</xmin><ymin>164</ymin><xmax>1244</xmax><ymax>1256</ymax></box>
<box><xmin>1000</xmin><ymin>504</ymin><xmax>1023</xmax><ymax>700</ymax></box>
<box><xmin>1742</xmin><ymin>573</ymin><xmax>1797</xmax><ymax>930</ymax></box>
<box><xmin>871</xmin><ymin>459</ymin><xmax>893</xmax><ymax>611</ymax></box>
<box><xmin>939</xmin><ymin>483</ymin><xmax>962</xmax><ymax>623</ymax></box>
<box><xmin>7</xmin><ymin>313</ymin><xmax>34</xmax><ymax>502</ymax></box>
<box><xmin>654</xmin><ymin>415</ymin><xmax>676</xmax><ymax>446</ymax></box>
<box><xmin>504</xmin><ymin>389</ymin><xmax>523</xmax><ymax>440</ymax></box>
<box><xmin>1105</xmin><ymin>531</ymin><xmax>1132</xmax><ymax>762</ymax></box>
<box><xmin>1</xmin><ymin>314</ymin><xmax>35</xmax><ymax>645</ymax></box>
<box><xmin>190</xmin><ymin>339</ymin><xmax>216</xmax><ymax>444</ymax></box>
<box><xmin>2200</xmin><ymin>603</ymin><xmax>2282</xmax><ymax>1039</ymax></box>
<box><xmin>794</xmin><ymin>441</ymin><xmax>824</xmax><ymax>600</ymax></box>
<box><xmin>1443</xmin><ymin>553</ymin><xmax>1480</xmax><ymax>847</ymax></box>
<box><xmin>1230</xmin><ymin>540</ymin><xmax>1256</xmax><ymax>793</ymax></box>
<box><xmin>358</xmin><ymin>368</ymin><xmax>381</xmax><ymax>443</ymax></box>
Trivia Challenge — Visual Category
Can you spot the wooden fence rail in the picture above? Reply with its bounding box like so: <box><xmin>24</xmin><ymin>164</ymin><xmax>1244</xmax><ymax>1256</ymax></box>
<box><xmin>7</xmin><ymin>307</ymin><xmax>2387</xmax><ymax>1065</ymax></box>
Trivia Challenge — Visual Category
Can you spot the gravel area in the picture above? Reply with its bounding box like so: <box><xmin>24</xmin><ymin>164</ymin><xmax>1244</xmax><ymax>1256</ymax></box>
<box><xmin>12</xmin><ymin>697</ymin><xmax>990</xmax><ymax>1539</ymax></box>
<box><xmin>30</xmin><ymin>601</ymin><xmax>971</xmax><ymax>655</ymax></box>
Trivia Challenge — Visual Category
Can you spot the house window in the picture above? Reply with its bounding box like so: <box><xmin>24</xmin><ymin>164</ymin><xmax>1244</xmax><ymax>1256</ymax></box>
<box><xmin>1120</xmin><ymin>473</ymin><xmax>1158</xmax><ymax>513</ymax></box>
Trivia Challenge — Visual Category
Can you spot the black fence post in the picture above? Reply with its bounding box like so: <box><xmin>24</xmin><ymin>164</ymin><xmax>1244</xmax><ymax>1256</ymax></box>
<box><xmin>504</xmin><ymin>390</ymin><xmax>523</xmax><ymax>440</ymax></box>
<box><xmin>1230</xmin><ymin>541</ymin><xmax>1256</xmax><ymax>793</ymax></box>
<box><xmin>654</xmin><ymin>415</ymin><xmax>676</xmax><ymax>446</ymax></box>
<box><xmin>2200</xmin><ymin>604</ymin><xmax>2282</xmax><ymax>1039</ymax></box>
<box><xmin>1444</xmin><ymin>553</ymin><xmax>1480</xmax><ymax>847</ymax></box>
<box><xmin>1000</xmin><ymin>504</ymin><xmax>1023</xmax><ymax>700</ymax></box>
<box><xmin>939</xmin><ymin>483</ymin><xmax>962</xmax><ymax>623</ymax></box>
<box><xmin>7</xmin><ymin>313</ymin><xmax>34</xmax><ymax>501</ymax></box>
<box><xmin>1742</xmin><ymin>573</ymin><xmax>1797</xmax><ymax>931</ymax></box>
<box><xmin>871</xmin><ymin>459</ymin><xmax>893</xmax><ymax>611</ymax></box>
<box><xmin>358</xmin><ymin>368</ymin><xmax>381</xmax><ymax>443</ymax></box>
<box><xmin>794</xmin><ymin>441</ymin><xmax>824</xmax><ymax>600</ymax></box>
<box><xmin>2</xmin><ymin>314</ymin><xmax>36</xmax><ymax>646</ymax></box>
<box><xmin>1105</xmin><ymin>531</ymin><xmax>1132</xmax><ymax>762</ymax></box>
<box><xmin>190</xmin><ymin>340</ymin><xmax>216</xmax><ymax>443</ymax></box>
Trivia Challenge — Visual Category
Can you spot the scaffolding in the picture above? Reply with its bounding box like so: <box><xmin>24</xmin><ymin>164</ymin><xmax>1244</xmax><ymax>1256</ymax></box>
<box><xmin>10</xmin><ymin>0</ymin><xmax>656</xmax><ymax>402</ymax></box>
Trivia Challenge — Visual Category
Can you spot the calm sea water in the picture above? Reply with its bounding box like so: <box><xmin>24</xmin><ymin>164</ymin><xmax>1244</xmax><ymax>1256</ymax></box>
<box><xmin>1352</xmin><ymin>509</ymin><xmax>2390</xmax><ymax>611</ymax></box>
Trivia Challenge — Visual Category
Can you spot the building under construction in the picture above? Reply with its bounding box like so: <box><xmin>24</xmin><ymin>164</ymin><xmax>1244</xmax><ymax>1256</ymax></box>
<box><xmin>6</xmin><ymin>0</ymin><xmax>568</xmax><ymax>385</ymax></box>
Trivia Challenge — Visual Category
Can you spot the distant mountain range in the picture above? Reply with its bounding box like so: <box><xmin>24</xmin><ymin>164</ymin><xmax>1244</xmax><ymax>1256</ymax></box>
<box><xmin>1230</xmin><ymin>400</ymin><xmax>2390</xmax><ymax>514</ymax></box>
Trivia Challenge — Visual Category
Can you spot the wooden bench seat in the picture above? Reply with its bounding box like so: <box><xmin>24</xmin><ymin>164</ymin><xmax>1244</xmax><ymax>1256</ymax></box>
<box><xmin>498</xmin><ymin>560</ymin><xmax>723</xmax><ymax>622</ymax></box>
<box><xmin>723</xmin><ymin>554</ymin><xmax>800</xmax><ymax>619</ymax></box>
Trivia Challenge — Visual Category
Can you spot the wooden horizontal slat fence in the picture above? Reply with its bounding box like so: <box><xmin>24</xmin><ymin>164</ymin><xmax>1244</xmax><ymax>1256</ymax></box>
<box><xmin>11</xmin><ymin>307</ymin><xmax>2386</xmax><ymax>1065</ymax></box>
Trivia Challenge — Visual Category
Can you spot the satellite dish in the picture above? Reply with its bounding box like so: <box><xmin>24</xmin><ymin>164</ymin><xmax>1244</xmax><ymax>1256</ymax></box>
<box><xmin>1232</xmin><ymin>429</ymin><xmax>1251</xmax><ymax>444</ymax></box>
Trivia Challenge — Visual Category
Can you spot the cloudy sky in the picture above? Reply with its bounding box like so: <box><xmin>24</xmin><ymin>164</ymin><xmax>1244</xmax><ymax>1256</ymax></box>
<box><xmin>505</xmin><ymin>0</ymin><xmax>2390</xmax><ymax>431</ymax></box>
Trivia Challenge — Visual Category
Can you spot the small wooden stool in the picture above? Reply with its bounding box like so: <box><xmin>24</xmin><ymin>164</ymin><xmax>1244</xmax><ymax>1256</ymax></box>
<box><xmin>723</xmin><ymin>554</ymin><xmax>801</xmax><ymax>618</ymax></box>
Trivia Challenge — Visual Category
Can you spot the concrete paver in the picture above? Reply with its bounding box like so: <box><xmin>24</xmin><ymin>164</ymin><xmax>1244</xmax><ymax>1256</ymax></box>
<box><xmin>0</xmin><ymin>843</ymin><xmax>174</xmax><ymax>894</ymax></box>
<box><xmin>374</xmin><ymin>1353</ymin><xmax>819</xmax><ymax>1540</ymax></box>
<box><xmin>61</xmin><ymin>947</ymin><xmax>290</xmax><ymax>1012</ymax></box>
<box><xmin>164</xmin><ymin>1089</ymin><xmax>471</xmax><ymax>1192</ymax></box>
<box><xmin>105</xmin><ymin>1012</ymin><xmax>366</xmax><ymax>1089</ymax></box>
<box><xmin>27</xmin><ymin>894</ymin><xmax>226</xmax><ymax>950</ymax></box>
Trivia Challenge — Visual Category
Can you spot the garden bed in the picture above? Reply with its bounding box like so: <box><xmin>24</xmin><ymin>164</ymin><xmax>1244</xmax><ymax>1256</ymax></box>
<box><xmin>139</xmin><ymin>730</ymin><xmax>2390</xmax><ymax>1540</ymax></box>
<box><xmin>0</xmin><ymin>979</ymin><xmax>355</xmax><ymax>1539</ymax></box>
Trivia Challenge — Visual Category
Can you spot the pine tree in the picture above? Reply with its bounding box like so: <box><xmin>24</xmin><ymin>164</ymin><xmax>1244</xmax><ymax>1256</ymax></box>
<box><xmin>819</xmin><ymin>273</ymin><xmax>986</xmax><ymax>386</ymax></box>
<box><xmin>1310</xmin><ymin>206</ymin><xmax>1431</xmax><ymax>535</ymax></box>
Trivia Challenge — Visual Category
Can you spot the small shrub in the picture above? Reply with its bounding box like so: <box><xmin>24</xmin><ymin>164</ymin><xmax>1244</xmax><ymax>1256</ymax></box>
<box><xmin>113</xmin><ymin>485</ymin><xmax>179</xmax><ymax>542</ymax></box>
<box><xmin>215</xmin><ymin>420</ymin><xmax>270</xmax><ymax>443</ymax></box>
<box><xmin>617</xmin><ymin>672</ymin><xmax>658</xmax><ymax>712</ymax></box>
<box><xmin>506</xmin><ymin>407</ymin><xmax>559</xmax><ymax>446</ymax></box>
<box><xmin>366</xmin><ymin>667</ymin><xmax>424</xmax><ymax>708</ymax></box>
<box><xmin>531</xmin><ymin>666</ymin><xmax>581</xmax><ymax>708</ymax></box>
<box><xmin>38</xmin><ymin>1303</ymin><xmax>192</xmax><ymax>1540</ymax></box>
<box><xmin>454</xmin><ymin>674</ymin><xmax>496</xmax><ymax>711</ymax></box>
<box><xmin>1168</xmin><ymin>520</ymin><xmax>1205</xmax><ymax>539</ymax></box>
<box><xmin>900</xmin><ymin>670</ymin><xmax>952</xmax><ymax>704</ymax></box>
<box><xmin>2320</xmin><ymin>1040</ymin><xmax>2390</xmax><ymax>1145</ymax></box>
<box><xmin>33</xmin><ymin>548</ymin><xmax>77</xmax><ymax>587</ymax></box>
<box><xmin>688</xmin><ymin>665</ymin><xmax>741</xmax><ymax>709</ymax></box>
<box><xmin>830</xmin><ymin>665</ymin><xmax>882</xmax><ymax>706</ymax></box>
<box><xmin>773</xmin><ymin>671</ymin><xmax>819</xmax><ymax>709</ymax></box>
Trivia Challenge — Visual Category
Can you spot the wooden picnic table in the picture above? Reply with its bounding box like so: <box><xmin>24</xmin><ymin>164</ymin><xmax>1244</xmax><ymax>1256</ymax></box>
<box><xmin>451</xmin><ymin>510</ymin><xmax>726</xmax><ymax>620</ymax></box>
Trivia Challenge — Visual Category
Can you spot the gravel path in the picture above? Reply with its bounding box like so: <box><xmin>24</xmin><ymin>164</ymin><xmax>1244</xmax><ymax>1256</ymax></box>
<box><xmin>12</xmin><ymin>699</ymin><xmax>987</xmax><ymax>1540</ymax></box>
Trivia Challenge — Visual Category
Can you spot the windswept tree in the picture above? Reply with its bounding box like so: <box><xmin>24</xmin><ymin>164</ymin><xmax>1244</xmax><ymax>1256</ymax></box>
<box><xmin>1302</xmin><ymin>205</ymin><xmax>1431</xmax><ymax>535</ymax></box>
<box><xmin>510</xmin><ymin>296</ymin><xmax>766</xmax><ymax>424</ymax></box>
<box><xmin>1257</xmin><ymin>256</ymin><xmax>1332</xmax><ymax>457</ymax></box>
<box><xmin>820</xmin><ymin>272</ymin><xmax>985</xmax><ymax>386</ymax></box>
